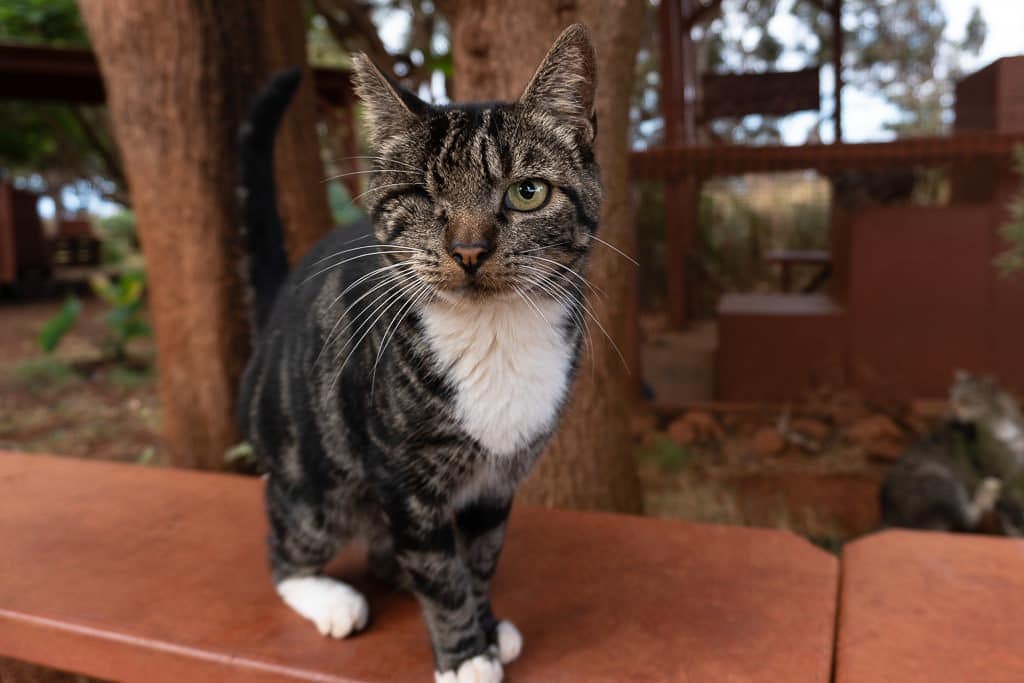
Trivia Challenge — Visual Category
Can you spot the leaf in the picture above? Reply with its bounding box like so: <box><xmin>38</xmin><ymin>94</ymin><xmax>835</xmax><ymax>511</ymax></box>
<box><xmin>225</xmin><ymin>442</ymin><xmax>255</xmax><ymax>464</ymax></box>
<box><xmin>38</xmin><ymin>297</ymin><xmax>81</xmax><ymax>353</ymax></box>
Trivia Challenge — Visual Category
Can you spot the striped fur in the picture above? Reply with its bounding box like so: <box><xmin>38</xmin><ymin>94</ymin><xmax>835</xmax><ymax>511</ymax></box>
<box><xmin>238</xmin><ymin>25</ymin><xmax>601</xmax><ymax>680</ymax></box>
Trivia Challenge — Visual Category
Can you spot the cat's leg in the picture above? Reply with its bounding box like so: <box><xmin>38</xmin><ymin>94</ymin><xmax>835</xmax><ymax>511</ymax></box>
<box><xmin>266</xmin><ymin>477</ymin><xmax>368</xmax><ymax>639</ymax></box>
<box><xmin>454</xmin><ymin>495</ymin><xmax>521</xmax><ymax>665</ymax></box>
<box><xmin>384</xmin><ymin>495</ymin><xmax>502</xmax><ymax>683</ymax></box>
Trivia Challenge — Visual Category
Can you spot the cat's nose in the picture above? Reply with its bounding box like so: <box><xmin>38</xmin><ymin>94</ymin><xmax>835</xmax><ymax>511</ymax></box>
<box><xmin>450</xmin><ymin>241</ymin><xmax>490</xmax><ymax>274</ymax></box>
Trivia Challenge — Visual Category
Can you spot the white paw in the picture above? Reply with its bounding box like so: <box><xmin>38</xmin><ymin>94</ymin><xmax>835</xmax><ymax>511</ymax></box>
<box><xmin>495</xmin><ymin>620</ymin><xmax>522</xmax><ymax>664</ymax></box>
<box><xmin>434</xmin><ymin>654</ymin><xmax>503</xmax><ymax>683</ymax></box>
<box><xmin>276</xmin><ymin>576</ymin><xmax>369</xmax><ymax>638</ymax></box>
<box><xmin>977</xmin><ymin>477</ymin><xmax>1004</xmax><ymax>511</ymax></box>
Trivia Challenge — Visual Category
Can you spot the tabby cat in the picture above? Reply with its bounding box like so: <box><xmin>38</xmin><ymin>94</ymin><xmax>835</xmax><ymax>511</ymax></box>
<box><xmin>237</xmin><ymin>25</ymin><xmax>600</xmax><ymax>683</ymax></box>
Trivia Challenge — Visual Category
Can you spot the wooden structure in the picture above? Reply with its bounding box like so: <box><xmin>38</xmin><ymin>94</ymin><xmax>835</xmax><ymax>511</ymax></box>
<box><xmin>712</xmin><ymin>57</ymin><xmax>1024</xmax><ymax>400</ymax></box>
<box><xmin>656</xmin><ymin>0</ymin><xmax>845</xmax><ymax>329</ymax></box>
<box><xmin>0</xmin><ymin>181</ymin><xmax>50</xmax><ymax>286</ymax></box>
<box><xmin>3</xmin><ymin>451</ymin><xmax>1024</xmax><ymax>681</ymax></box>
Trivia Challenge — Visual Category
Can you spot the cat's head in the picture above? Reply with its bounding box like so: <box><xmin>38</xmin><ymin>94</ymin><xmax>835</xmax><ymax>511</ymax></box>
<box><xmin>351</xmin><ymin>24</ymin><xmax>601</xmax><ymax>304</ymax></box>
<box><xmin>950</xmin><ymin>370</ymin><xmax>1002</xmax><ymax>422</ymax></box>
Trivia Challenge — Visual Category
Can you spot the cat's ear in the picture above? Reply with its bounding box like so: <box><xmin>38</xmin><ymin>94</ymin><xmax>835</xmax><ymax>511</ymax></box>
<box><xmin>351</xmin><ymin>53</ymin><xmax>427</xmax><ymax>146</ymax></box>
<box><xmin>519</xmin><ymin>23</ymin><xmax>597</xmax><ymax>140</ymax></box>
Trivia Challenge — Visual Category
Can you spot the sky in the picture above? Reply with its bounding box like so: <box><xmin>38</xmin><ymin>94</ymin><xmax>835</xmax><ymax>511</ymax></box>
<box><xmin>778</xmin><ymin>0</ymin><xmax>1024</xmax><ymax>143</ymax></box>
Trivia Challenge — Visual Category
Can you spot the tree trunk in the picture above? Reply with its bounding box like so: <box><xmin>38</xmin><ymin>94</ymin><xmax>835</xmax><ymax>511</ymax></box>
<box><xmin>78</xmin><ymin>1</ymin><xmax>333</xmax><ymax>469</ymax></box>
<box><xmin>444</xmin><ymin>2</ymin><xmax>645</xmax><ymax>513</ymax></box>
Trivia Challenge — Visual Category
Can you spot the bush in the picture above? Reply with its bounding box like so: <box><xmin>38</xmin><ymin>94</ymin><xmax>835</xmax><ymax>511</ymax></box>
<box><xmin>996</xmin><ymin>146</ymin><xmax>1024</xmax><ymax>275</ymax></box>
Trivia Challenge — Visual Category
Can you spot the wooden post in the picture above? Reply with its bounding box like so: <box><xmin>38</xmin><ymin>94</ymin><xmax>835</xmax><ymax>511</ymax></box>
<box><xmin>660</xmin><ymin>0</ymin><xmax>690</xmax><ymax>329</ymax></box>
<box><xmin>832</xmin><ymin>0</ymin><xmax>843</xmax><ymax>143</ymax></box>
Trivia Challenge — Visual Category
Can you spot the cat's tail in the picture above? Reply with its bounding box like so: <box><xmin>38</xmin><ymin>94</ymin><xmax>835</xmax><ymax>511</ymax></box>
<box><xmin>239</xmin><ymin>67</ymin><xmax>301</xmax><ymax>333</ymax></box>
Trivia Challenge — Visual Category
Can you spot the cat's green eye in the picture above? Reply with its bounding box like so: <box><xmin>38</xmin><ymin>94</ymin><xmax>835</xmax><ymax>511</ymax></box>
<box><xmin>505</xmin><ymin>179</ymin><xmax>550</xmax><ymax>211</ymax></box>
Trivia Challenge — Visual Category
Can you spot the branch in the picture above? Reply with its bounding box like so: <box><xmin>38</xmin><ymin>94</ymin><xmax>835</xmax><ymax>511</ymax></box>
<box><xmin>313</xmin><ymin>0</ymin><xmax>398</xmax><ymax>75</ymax></box>
<box><xmin>684</xmin><ymin>0</ymin><xmax>724</xmax><ymax>31</ymax></box>
<box><xmin>68</xmin><ymin>106</ymin><xmax>126</xmax><ymax>190</ymax></box>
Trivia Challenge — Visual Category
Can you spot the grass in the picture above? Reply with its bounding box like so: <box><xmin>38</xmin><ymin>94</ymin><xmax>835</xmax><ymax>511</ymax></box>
<box><xmin>639</xmin><ymin>435</ymin><xmax>694</xmax><ymax>471</ymax></box>
<box><xmin>106</xmin><ymin>364</ymin><xmax>155</xmax><ymax>388</ymax></box>
<box><xmin>8</xmin><ymin>356</ymin><xmax>78</xmax><ymax>390</ymax></box>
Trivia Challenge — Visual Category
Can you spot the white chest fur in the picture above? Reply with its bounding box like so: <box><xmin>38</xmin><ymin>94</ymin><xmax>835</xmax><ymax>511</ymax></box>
<box><xmin>419</xmin><ymin>296</ymin><xmax>573</xmax><ymax>457</ymax></box>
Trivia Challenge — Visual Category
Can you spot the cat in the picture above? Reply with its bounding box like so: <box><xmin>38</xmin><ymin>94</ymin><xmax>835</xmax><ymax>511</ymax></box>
<box><xmin>949</xmin><ymin>370</ymin><xmax>1024</xmax><ymax>472</ymax></box>
<box><xmin>237</xmin><ymin>24</ymin><xmax>600</xmax><ymax>683</ymax></box>
<box><xmin>880</xmin><ymin>371</ymin><xmax>1024</xmax><ymax>535</ymax></box>
<box><xmin>880</xmin><ymin>434</ymin><xmax>1002</xmax><ymax>532</ymax></box>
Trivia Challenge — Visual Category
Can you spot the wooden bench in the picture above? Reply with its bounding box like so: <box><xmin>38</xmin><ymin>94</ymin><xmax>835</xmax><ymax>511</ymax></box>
<box><xmin>1</xmin><ymin>451</ymin><xmax>1022</xmax><ymax>682</ymax></box>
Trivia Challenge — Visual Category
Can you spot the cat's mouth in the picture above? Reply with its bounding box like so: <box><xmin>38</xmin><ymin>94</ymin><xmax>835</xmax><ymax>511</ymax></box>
<box><xmin>433</xmin><ymin>270</ymin><xmax>521</xmax><ymax>303</ymax></box>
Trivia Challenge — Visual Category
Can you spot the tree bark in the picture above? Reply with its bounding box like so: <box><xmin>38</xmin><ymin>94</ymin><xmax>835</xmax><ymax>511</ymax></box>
<box><xmin>443</xmin><ymin>1</ymin><xmax>645</xmax><ymax>512</ymax></box>
<box><xmin>79</xmin><ymin>1</ymin><xmax>333</xmax><ymax>468</ymax></box>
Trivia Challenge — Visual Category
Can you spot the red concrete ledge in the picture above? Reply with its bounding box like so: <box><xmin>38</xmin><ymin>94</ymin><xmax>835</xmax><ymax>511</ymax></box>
<box><xmin>835</xmin><ymin>529</ymin><xmax>1024</xmax><ymax>683</ymax></box>
<box><xmin>0</xmin><ymin>452</ymin><xmax>838</xmax><ymax>682</ymax></box>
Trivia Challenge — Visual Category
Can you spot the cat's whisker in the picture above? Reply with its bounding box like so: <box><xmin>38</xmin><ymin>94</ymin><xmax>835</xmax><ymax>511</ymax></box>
<box><xmin>321</xmin><ymin>169</ymin><xmax>421</xmax><ymax>184</ymax></box>
<box><xmin>351</xmin><ymin>182</ymin><xmax>421</xmax><ymax>205</ymax></box>
<box><xmin>518</xmin><ymin>271</ymin><xmax>595</xmax><ymax>378</ymax></box>
<box><xmin>331</xmin><ymin>155</ymin><xmax>423</xmax><ymax>172</ymax></box>
<box><xmin>341</xmin><ymin>232</ymin><xmax>375</xmax><ymax>245</ymax></box>
<box><xmin>314</xmin><ymin>263</ymin><xmax>416</xmax><ymax>368</ymax></box>
<box><xmin>371</xmin><ymin>282</ymin><xmax>432</xmax><ymax>395</ymax></box>
<box><xmin>300</xmin><ymin>249</ymin><xmax>421</xmax><ymax>284</ymax></box>
<box><xmin>522</xmin><ymin>268</ymin><xmax>629</xmax><ymax>375</ymax></box>
<box><xmin>329</xmin><ymin>266</ymin><xmax>418</xmax><ymax>339</ymax></box>
<box><xmin>307</xmin><ymin>242</ymin><xmax>425</xmax><ymax>269</ymax></box>
<box><xmin>517</xmin><ymin>242</ymin><xmax>568</xmax><ymax>254</ymax></box>
<box><xmin>330</xmin><ymin>275</ymin><xmax>424</xmax><ymax>393</ymax></box>
<box><xmin>520</xmin><ymin>255</ymin><xmax>606</xmax><ymax>299</ymax></box>
<box><xmin>589</xmin><ymin>235</ymin><xmax>639</xmax><ymax>267</ymax></box>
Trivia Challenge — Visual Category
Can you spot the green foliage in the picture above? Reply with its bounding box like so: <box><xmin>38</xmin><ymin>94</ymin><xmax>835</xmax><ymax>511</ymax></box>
<box><xmin>0</xmin><ymin>0</ymin><xmax>125</xmax><ymax>206</ymax></box>
<box><xmin>37</xmin><ymin>271</ymin><xmax>151</xmax><ymax>362</ymax></box>
<box><xmin>8</xmin><ymin>356</ymin><xmax>76</xmax><ymax>388</ymax></box>
<box><xmin>96</xmin><ymin>210</ymin><xmax>140</xmax><ymax>266</ymax></box>
<box><xmin>91</xmin><ymin>271</ymin><xmax>152</xmax><ymax>361</ymax></box>
<box><xmin>996</xmin><ymin>146</ymin><xmax>1024</xmax><ymax>275</ymax></box>
<box><xmin>640</xmin><ymin>435</ymin><xmax>693</xmax><ymax>471</ymax></box>
<box><xmin>0</xmin><ymin>0</ymin><xmax>88</xmax><ymax>47</ymax></box>
<box><xmin>38</xmin><ymin>296</ymin><xmax>81</xmax><ymax>354</ymax></box>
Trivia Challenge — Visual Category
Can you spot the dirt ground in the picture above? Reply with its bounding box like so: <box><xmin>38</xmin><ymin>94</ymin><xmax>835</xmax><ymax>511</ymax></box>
<box><xmin>0</xmin><ymin>293</ymin><xmax>163</xmax><ymax>464</ymax></box>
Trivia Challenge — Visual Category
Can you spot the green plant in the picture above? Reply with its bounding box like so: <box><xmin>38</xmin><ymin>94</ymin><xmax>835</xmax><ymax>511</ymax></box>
<box><xmin>37</xmin><ymin>270</ymin><xmax>151</xmax><ymax>362</ymax></box>
<box><xmin>38</xmin><ymin>296</ymin><xmax>81</xmax><ymax>353</ymax></box>
<box><xmin>92</xmin><ymin>270</ymin><xmax>151</xmax><ymax>361</ymax></box>
<box><xmin>640</xmin><ymin>435</ymin><xmax>693</xmax><ymax>472</ymax></box>
<box><xmin>96</xmin><ymin>210</ymin><xmax>140</xmax><ymax>267</ymax></box>
<box><xmin>996</xmin><ymin>146</ymin><xmax>1024</xmax><ymax>275</ymax></box>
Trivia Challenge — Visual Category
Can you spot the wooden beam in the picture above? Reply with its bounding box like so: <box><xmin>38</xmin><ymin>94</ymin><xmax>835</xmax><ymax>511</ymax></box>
<box><xmin>630</xmin><ymin>133</ymin><xmax>1024</xmax><ymax>179</ymax></box>
<box><xmin>0</xmin><ymin>43</ymin><xmax>353</xmax><ymax>106</ymax></box>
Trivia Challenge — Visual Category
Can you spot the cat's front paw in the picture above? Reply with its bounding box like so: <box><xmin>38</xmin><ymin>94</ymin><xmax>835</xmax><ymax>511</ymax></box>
<box><xmin>276</xmin><ymin>576</ymin><xmax>369</xmax><ymax>638</ymax></box>
<box><xmin>434</xmin><ymin>653</ymin><xmax>503</xmax><ymax>683</ymax></box>
<box><xmin>495</xmin><ymin>620</ymin><xmax>522</xmax><ymax>664</ymax></box>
